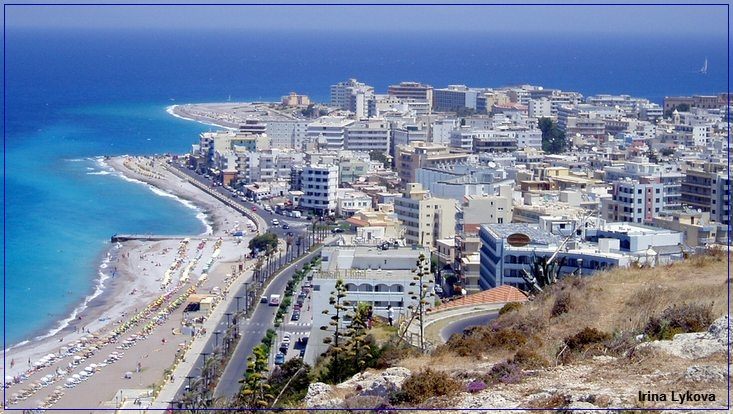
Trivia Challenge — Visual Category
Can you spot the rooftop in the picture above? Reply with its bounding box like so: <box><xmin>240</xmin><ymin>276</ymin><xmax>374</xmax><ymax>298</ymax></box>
<box><xmin>481</xmin><ymin>223</ymin><xmax>563</xmax><ymax>246</ymax></box>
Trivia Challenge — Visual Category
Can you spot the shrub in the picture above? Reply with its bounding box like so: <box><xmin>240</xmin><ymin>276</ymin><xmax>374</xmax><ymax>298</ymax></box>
<box><xmin>550</xmin><ymin>291</ymin><xmax>573</xmax><ymax>317</ymax></box>
<box><xmin>374</xmin><ymin>342</ymin><xmax>421</xmax><ymax>369</ymax></box>
<box><xmin>644</xmin><ymin>303</ymin><xmax>714</xmax><ymax>340</ymax></box>
<box><xmin>436</xmin><ymin>325</ymin><xmax>530</xmax><ymax>359</ymax></box>
<box><xmin>484</xmin><ymin>360</ymin><xmax>523</xmax><ymax>384</ymax></box>
<box><xmin>512</xmin><ymin>348</ymin><xmax>549</xmax><ymax>369</ymax></box>
<box><xmin>393</xmin><ymin>369</ymin><xmax>462</xmax><ymax>404</ymax></box>
<box><xmin>466</xmin><ymin>380</ymin><xmax>487</xmax><ymax>394</ymax></box>
<box><xmin>564</xmin><ymin>327</ymin><xmax>611</xmax><ymax>352</ymax></box>
<box><xmin>498</xmin><ymin>302</ymin><xmax>523</xmax><ymax>316</ymax></box>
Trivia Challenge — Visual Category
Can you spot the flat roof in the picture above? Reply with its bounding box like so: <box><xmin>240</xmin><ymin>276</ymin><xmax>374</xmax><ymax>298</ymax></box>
<box><xmin>481</xmin><ymin>223</ymin><xmax>562</xmax><ymax>246</ymax></box>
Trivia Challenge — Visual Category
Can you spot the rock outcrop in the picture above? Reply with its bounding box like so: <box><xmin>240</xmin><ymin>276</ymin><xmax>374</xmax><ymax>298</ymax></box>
<box><xmin>637</xmin><ymin>315</ymin><xmax>730</xmax><ymax>359</ymax></box>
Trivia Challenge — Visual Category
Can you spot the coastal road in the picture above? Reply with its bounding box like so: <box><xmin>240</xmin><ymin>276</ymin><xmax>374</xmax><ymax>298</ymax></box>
<box><xmin>162</xmin><ymin>246</ymin><xmax>323</xmax><ymax>406</ymax></box>
<box><xmin>212</xmin><ymin>247</ymin><xmax>323</xmax><ymax>399</ymax></box>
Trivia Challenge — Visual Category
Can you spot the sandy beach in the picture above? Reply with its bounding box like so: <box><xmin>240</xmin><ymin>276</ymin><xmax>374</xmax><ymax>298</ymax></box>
<box><xmin>3</xmin><ymin>156</ymin><xmax>257</xmax><ymax>411</ymax></box>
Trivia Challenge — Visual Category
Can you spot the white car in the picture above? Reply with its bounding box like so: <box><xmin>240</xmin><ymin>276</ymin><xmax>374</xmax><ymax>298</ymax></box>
<box><xmin>271</xmin><ymin>219</ymin><xmax>280</xmax><ymax>226</ymax></box>
<box><xmin>282</xmin><ymin>333</ymin><xmax>291</xmax><ymax>344</ymax></box>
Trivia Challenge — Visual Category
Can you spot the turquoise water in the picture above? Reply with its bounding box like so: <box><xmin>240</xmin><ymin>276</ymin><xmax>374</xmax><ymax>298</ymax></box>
<box><xmin>4</xmin><ymin>103</ymin><xmax>209</xmax><ymax>346</ymax></box>
<box><xmin>4</xmin><ymin>27</ymin><xmax>727</xmax><ymax>346</ymax></box>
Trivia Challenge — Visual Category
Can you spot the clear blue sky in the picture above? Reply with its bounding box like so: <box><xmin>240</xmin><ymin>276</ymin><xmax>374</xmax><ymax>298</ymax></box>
<box><xmin>4</xmin><ymin>1</ymin><xmax>729</xmax><ymax>36</ymax></box>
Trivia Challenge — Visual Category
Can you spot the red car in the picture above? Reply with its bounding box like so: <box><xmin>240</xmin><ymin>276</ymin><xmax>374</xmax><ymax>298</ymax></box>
<box><xmin>251</xmin><ymin>206</ymin><xmax>257</xmax><ymax>212</ymax></box>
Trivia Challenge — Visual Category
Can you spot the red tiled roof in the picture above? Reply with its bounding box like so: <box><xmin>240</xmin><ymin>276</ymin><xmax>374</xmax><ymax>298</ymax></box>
<box><xmin>432</xmin><ymin>285</ymin><xmax>528</xmax><ymax>312</ymax></box>
<box><xmin>345</xmin><ymin>217</ymin><xmax>370</xmax><ymax>227</ymax></box>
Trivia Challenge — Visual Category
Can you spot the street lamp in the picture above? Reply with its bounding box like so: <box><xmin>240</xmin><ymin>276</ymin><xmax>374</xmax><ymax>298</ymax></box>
<box><xmin>213</xmin><ymin>331</ymin><xmax>221</xmax><ymax>348</ymax></box>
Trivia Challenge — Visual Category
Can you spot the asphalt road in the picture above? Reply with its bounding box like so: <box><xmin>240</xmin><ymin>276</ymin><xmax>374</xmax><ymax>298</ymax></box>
<box><xmin>163</xmin><ymin>160</ymin><xmax>331</xmax><ymax>402</ymax></box>
<box><xmin>440</xmin><ymin>311</ymin><xmax>499</xmax><ymax>342</ymax></box>
<box><xmin>213</xmin><ymin>248</ymin><xmax>323</xmax><ymax>398</ymax></box>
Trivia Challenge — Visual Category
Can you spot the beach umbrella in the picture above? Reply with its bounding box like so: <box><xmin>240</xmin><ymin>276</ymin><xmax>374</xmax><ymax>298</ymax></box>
<box><xmin>5</xmin><ymin>375</ymin><xmax>14</xmax><ymax>383</ymax></box>
<box><xmin>89</xmin><ymin>364</ymin><xmax>97</xmax><ymax>369</ymax></box>
<box><xmin>46</xmin><ymin>354</ymin><xmax>56</xmax><ymax>359</ymax></box>
<box><xmin>65</xmin><ymin>378</ymin><xmax>75</xmax><ymax>384</ymax></box>
<box><xmin>84</xmin><ymin>367</ymin><xmax>93</xmax><ymax>373</ymax></box>
<box><xmin>71</xmin><ymin>374</ymin><xmax>80</xmax><ymax>380</ymax></box>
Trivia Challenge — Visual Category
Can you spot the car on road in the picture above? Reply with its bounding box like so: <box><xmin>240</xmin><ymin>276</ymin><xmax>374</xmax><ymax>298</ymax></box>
<box><xmin>271</xmin><ymin>219</ymin><xmax>280</xmax><ymax>226</ymax></box>
<box><xmin>282</xmin><ymin>333</ymin><xmax>291</xmax><ymax>344</ymax></box>
<box><xmin>281</xmin><ymin>223</ymin><xmax>290</xmax><ymax>229</ymax></box>
<box><xmin>279</xmin><ymin>342</ymin><xmax>289</xmax><ymax>352</ymax></box>
<box><xmin>251</xmin><ymin>206</ymin><xmax>257</xmax><ymax>212</ymax></box>
<box><xmin>274</xmin><ymin>353</ymin><xmax>285</xmax><ymax>365</ymax></box>
<box><xmin>291</xmin><ymin>312</ymin><xmax>300</xmax><ymax>321</ymax></box>
<box><xmin>260</xmin><ymin>296</ymin><xmax>268</xmax><ymax>304</ymax></box>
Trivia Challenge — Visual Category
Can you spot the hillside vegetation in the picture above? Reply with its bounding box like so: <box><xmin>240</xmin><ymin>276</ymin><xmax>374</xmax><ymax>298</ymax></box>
<box><xmin>304</xmin><ymin>250</ymin><xmax>730</xmax><ymax>411</ymax></box>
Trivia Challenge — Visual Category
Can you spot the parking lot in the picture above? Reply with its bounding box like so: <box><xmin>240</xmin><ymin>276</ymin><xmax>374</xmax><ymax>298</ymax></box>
<box><xmin>271</xmin><ymin>275</ymin><xmax>315</xmax><ymax>368</ymax></box>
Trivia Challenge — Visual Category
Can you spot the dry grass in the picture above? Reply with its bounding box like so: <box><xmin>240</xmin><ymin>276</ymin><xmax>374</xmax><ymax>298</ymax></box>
<box><xmin>419</xmin><ymin>253</ymin><xmax>728</xmax><ymax>367</ymax></box>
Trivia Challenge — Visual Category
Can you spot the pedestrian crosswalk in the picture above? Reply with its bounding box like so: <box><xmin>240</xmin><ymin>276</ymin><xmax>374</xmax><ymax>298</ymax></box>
<box><xmin>285</xmin><ymin>322</ymin><xmax>312</xmax><ymax>327</ymax></box>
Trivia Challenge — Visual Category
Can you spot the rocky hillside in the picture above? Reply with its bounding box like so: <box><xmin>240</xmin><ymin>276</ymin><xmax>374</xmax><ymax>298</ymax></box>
<box><xmin>304</xmin><ymin>251</ymin><xmax>731</xmax><ymax>412</ymax></box>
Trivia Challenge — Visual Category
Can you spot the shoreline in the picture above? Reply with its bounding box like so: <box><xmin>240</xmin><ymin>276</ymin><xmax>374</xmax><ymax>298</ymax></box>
<box><xmin>4</xmin><ymin>155</ymin><xmax>250</xmax><ymax>379</ymax></box>
<box><xmin>4</xmin><ymin>156</ymin><xmax>214</xmax><ymax>353</ymax></box>
<box><xmin>166</xmin><ymin>104</ymin><xmax>237</xmax><ymax>130</ymax></box>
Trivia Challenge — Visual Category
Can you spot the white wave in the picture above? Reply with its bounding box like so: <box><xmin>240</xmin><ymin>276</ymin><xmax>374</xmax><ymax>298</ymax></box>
<box><xmin>103</xmin><ymin>159</ymin><xmax>213</xmax><ymax>236</ymax></box>
<box><xmin>87</xmin><ymin>171</ymin><xmax>112</xmax><ymax>176</ymax></box>
<box><xmin>8</xmin><ymin>254</ymin><xmax>113</xmax><ymax>349</ymax></box>
<box><xmin>165</xmin><ymin>105</ymin><xmax>235</xmax><ymax>131</ymax></box>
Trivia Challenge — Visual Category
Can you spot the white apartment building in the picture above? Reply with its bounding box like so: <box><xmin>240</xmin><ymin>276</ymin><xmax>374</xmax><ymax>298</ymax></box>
<box><xmin>430</xmin><ymin>118</ymin><xmax>459</xmax><ymax>145</ymax></box>
<box><xmin>267</xmin><ymin>120</ymin><xmax>309</xmax><ymax>149</ymax></box>
<box><xmin>388</xmin><ymin>81</ymin><xmax>434</xmax><ymax>104</ymax></box>
<box><xmin>478</xmin><ymin>223</ymin><xmax>631</xmax><ymax>290</ymax></box>
<box><xmin>330</xmin><ymin>78</ymin><xmax>374</xmax><ymax>116</ymax></box>
<box><xmin>345</xmin><ymin>119</ymin><xmax>391</xmax><ymax>153</ymax></box>
<box><xmin>300</xmin><ymin>164</ymin><xmax>339</xmax><ymax>215</ymax></box>
<box><xmin>601</xmin><ymin>179</ymin><xmax>665</xmax><ymax>224</ymax></box>
<box><xmin>336</xmin><ymin>188</ymin><xmax>373</xmax><ymax>217</ymax></box>
<box><xmin>394</xmin><ymin>183</ymin><xmax>457</xmax><ymax>248</ymax></box>
<box><xmin>306</xmin><ymin>117</ymin><xmax>355</xmax><ymax>151</ymax></box>
<box><xmin>528</xmin><ymin>98</ymin><xmax>552</xmax><ymax>118</ymax></box>
<box><xmin>306</xmin><ymin>245</ymin><xmax>434</xmax><ymax>364</ymax></box>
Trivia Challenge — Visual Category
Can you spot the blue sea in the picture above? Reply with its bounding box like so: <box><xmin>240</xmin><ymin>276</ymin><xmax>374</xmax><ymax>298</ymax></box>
<box><xmin>3</xmin><ymin>28</ymin><xmax>727</xmax><ymax>346</ymax></box>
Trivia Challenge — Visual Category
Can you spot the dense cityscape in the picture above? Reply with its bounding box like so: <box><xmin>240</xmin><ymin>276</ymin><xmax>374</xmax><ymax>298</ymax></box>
<box><xmin>6</xmin><ymin>80</ymin><xmax>730</xmax><ymax>411</ymax></box>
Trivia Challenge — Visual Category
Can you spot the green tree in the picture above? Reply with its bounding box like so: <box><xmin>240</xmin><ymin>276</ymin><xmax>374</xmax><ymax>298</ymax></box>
<box><xmin>239</xmin><ymin>344</ymin><xmax>273</xmax><ymax>408</ymax></box>
<box><xmin>408</xmin><ymin>253</ymin><xmax>434</xmax><ymax>351</ymax></box>
<box><xmin>538</xmin><ymin>117</ymin><xmax>567</xmax><ymax>154</ymax></box>
<box><xmin>249</xmin><ymin>233</ymin><xmax>278</xmax><ymax>256</ymax></box>
<box><xmin>268</xmin><ymin>359</ymin><xmax>312</xmax><ymax>407</ymax></box>
<box><xmin>369</xmin><ymin>151</ymin><xmax>391</xmax><ymax>169</ymax></box>
<box><xmin>319</xmin><ymin>278</ymin><xmax>350</xmax><ymax>383</ymax></box>
<box><xmin>344</xmin><ymin>302</ymin><xmax>374</xmax><ymax>373</ymax></box>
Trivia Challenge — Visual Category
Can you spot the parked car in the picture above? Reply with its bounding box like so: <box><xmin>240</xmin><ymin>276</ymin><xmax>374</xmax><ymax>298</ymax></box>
<box><xmin>282</xmin><ymin>333</ymin><xmax>291</xmax><ymax>344</ymax></box>
<box><xmin>331</xmin><ymin>227</ymin><xmax>345</xmax><ymax>233</ymax></box>
<box><xmin>299</xmin><ymin>348</ymin><xmax>306</xmax><ymax>358</ymax></box>
<box><xmin>274</xmin><ymin>353</ymin><xmax>285</xmax><ymax>365</ymax></box>
<box><xmin>279</xmin><ymin>342</ymin><xmax>289</xmax><ymax>352</ymax></box>
<box><xmin>291</xmin><ymin>312</ymin><xmax>300</xmax><ymax>321</ymax></box>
